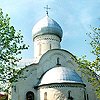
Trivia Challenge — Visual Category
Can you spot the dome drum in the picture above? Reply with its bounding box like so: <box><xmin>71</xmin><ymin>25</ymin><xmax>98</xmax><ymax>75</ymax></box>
<box><xmin>35</xmin><ymin>82</ymin><xmax>85</xmax><ymax>89</ymax></box>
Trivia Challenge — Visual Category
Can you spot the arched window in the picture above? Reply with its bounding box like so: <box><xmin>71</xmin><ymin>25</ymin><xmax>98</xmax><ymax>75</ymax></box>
<box><xmin>84</xmin><ymin>91</ymin><xmax>86</xmax><ymax>100</ymax></box>
<box><xmin>26</xmin><ymin>91</ymin><xmax>34</xmax><ymax>100</ymax></box>
<box><xmin>87</xmin><ymin>94</ymin><xmax>89</xmax><ymax>100</ymax></box>
<box><xmin>50</xmin><ymin>43</ymin><xmax>51</xmax><ymax>49</ymax></box>
<box><xmin>44</xmin><ymin>92</ymin><xmax>47</xmax><ymax>100</ymax></box>
<box><xmin>68</xmin><ymin>91</ymin><xmax>73</xmax><ymax>100</ymax></box>
<box><xmin>39</xmin><ymin>43</ymin><xmax>41</xmax><ymax>56</ymax></box>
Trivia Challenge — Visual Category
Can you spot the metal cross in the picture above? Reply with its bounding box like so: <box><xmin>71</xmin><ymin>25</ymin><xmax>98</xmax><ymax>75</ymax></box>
<box><xmin>44</xmin><ymin>5</ymin><xmax>50</xmax><ymax>16</ymax></box>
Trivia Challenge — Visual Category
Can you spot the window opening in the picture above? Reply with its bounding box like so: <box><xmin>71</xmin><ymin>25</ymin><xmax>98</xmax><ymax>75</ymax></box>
<box><xmin>44</xmin><ymin>92</ymin><xmax>47</xmax><ymax>100</ymax></box>
<box><xmin>68</xmin><ymin>91</ymin><xmax>73</xmax><ymax>100</ymax></box>
<box><xmin>26</xmin><ymin>91</ymin><xmax>34</xmax><ymax>100</ymax></box>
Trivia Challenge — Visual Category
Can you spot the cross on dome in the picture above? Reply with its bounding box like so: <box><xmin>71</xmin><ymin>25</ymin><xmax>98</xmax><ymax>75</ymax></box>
<box><xmin>44</xmin><ymin>5</ymin><xmax>50</xmax><ymax>16</ymax></box>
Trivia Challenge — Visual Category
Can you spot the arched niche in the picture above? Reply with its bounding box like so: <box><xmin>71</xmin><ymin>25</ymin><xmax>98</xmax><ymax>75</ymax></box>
<box><xmin>26</xmin><ymin>91</ymin><xmax>34</xmax><ymax>100</ymax></box>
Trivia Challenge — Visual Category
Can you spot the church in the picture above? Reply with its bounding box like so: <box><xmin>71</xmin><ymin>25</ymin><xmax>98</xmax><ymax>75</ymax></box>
<box><xmin>11</xmin><ymin>7</ymin><xmax>98</xmax><ymax>100</ymax></box>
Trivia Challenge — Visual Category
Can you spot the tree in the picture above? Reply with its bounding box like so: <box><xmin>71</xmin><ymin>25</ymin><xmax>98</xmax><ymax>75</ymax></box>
<box><xmin>77</xmin><ymin>26</ymin><xmax>100</xmax><ymax>99</ymax></box>
<box><xmin>0</xmin><ymin>8</ymin><xmax>28</xmax><ymax>92</ymax></box>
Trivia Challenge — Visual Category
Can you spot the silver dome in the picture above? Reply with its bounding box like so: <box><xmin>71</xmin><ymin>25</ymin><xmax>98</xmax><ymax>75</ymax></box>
<box><xmin>39</xmin><ymin>67</ymin><xmax>83</xmax><ymax>86</ymax></box>
<box><xmin>32</xmin><ymin>15</ymin><xmax>63</xmax><ymax>40</ymax></box>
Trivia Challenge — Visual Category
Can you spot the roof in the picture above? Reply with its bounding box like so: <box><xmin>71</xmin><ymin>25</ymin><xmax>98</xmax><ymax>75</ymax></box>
<box><xmin>38</xmin><ymin>67</ymin><xmax>83</xmax><ymax>86</ymax></box>
<box><xmin>32</xmin><ymin>15</ymin><xmax>63</xmax><ymax>40</ymax></box>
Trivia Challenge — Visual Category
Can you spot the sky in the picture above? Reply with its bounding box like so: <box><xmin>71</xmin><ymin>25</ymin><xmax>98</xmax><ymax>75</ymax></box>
<box><xmin>0</xmin><ymin>0</ymin><xmax>100</xmax><ymax>64</ymax></box>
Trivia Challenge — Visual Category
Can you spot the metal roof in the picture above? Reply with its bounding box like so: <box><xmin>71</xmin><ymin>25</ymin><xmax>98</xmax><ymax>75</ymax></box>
<box><xmin>32</xmin><ymin>15</ymin><xmax>63</xmax><ymax>40</ymax></box>
<box><xmin>39</xmin><ymin>67</ymin><xmax>83</xmax><ymax>86</ymax></box>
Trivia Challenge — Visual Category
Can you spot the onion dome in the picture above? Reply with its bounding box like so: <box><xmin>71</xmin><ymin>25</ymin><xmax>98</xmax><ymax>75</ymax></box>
<box><xmin>39</xmin><ymin>67</ymin><xmax>83</xmax><ymax>86</ymax></box>
<box><xmin>32</xmin><ymin>15</ymin><xmax>63</xmax><ymax>40</ymax></box>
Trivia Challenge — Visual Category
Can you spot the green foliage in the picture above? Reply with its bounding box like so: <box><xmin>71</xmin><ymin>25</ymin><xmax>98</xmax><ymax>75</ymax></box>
<box><xmin>0</xmin><ymin>8</ymin><xmax>28</xmax><ymax>92</ymax></box>
<box><xmin>78</xmin><ymin>26</ymin><xmax>100</xmax><ymax>99</ymax></box>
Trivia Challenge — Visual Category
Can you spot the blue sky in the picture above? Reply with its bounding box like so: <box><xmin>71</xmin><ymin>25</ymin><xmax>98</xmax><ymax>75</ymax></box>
<box><xmin>0</xmin><ymin>0</ymin><xmax>100</xmax><ymax>62</ymax></box>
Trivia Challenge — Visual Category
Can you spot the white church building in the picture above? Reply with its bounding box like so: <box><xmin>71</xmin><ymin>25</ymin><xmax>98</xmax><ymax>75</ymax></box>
<box><xmin>11</xmin><ymin>11</ymin><xmax>98</xmax><ymax>100</ymax></box>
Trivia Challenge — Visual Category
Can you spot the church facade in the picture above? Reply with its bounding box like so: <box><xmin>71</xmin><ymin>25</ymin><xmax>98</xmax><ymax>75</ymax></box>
<box><xmin>11</xmin><ymin>14</ymin><xmax>98</xmax><ymax>100</ymax></box>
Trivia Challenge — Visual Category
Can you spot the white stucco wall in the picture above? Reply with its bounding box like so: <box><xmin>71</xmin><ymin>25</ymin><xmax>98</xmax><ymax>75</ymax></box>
<box><xmin>38</xmin><ymin>84</ymin><xmax>86</xmax><ymax>100</ymax></box>
<box><xmin>34</xmin><ymin>35</ymin><xmax>61</xmax><ymax>58</ymax></box>
<box><xmin>11</xmin><ymin>64</ymin><xmax>38</xmax><ymax>100</ymax></box>
<box><xmin>11</xmin><ymin>49</ymin><xmax>98</xmax><ymax>100</ymax></box>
